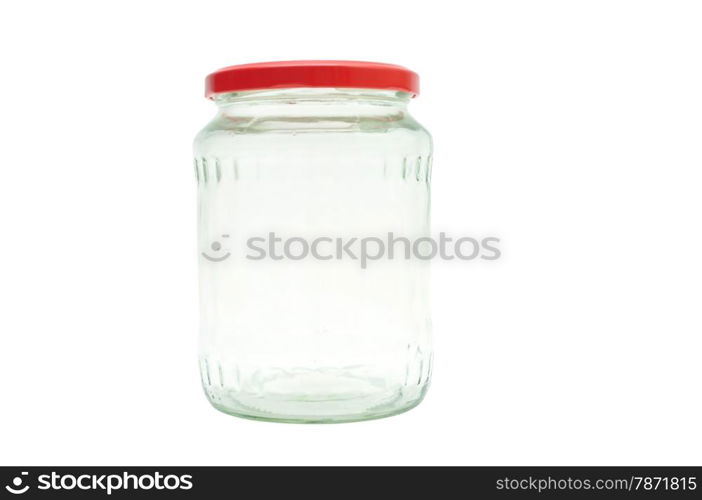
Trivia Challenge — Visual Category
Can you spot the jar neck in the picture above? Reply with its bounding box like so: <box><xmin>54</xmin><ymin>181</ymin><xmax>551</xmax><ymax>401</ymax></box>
<box><xmin>213</xmin><ymin>88</ymin><xmax>411</xmax><ymax>117</ymax></box>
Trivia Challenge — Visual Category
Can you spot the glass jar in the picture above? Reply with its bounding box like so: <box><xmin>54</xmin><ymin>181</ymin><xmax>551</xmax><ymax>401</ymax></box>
<box><xmin>194</xmin><ymin>61</ymin><xmax>433</xmax><ymax>422</ymax></box>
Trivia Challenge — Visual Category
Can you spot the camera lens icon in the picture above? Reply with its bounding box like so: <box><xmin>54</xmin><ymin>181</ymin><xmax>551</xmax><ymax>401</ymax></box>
<box><xmin>202</xmin><ymin>234</ymin><xmax>231</xmax><ymax>262</ymax></box>
<box><xmin>5</xmin><ymin>472</ymin><xmax>29</xmax><ymax>494</ymax></box>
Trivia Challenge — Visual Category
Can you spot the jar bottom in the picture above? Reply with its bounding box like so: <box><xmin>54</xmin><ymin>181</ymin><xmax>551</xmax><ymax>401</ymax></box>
<box><xmin>202</xmin><ymin>367</ymin><xmax>429</xmax><ymax>423</ymax></box>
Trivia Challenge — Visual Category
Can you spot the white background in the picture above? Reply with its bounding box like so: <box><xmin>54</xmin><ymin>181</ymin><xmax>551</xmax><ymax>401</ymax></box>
<box><xmin>0</xmin><ymin>0</ymin><xmax>700</xmax><ymax>465</ymax></box>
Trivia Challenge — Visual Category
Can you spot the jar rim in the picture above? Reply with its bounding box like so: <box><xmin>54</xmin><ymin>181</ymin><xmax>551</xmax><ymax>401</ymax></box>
<box><xmin>205</xmin><ymin>60</ymin><xmax>419</xmax><ymax>99</ymax></box>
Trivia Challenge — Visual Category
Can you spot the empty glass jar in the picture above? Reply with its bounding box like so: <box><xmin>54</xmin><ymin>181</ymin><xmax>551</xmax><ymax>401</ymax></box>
<box><xmin>194</xmin><ymin>61</ymin><xmax>433</xmax><ymax>422</ymax></box>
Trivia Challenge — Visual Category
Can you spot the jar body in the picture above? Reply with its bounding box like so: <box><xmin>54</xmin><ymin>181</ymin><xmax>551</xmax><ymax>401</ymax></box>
<box><xmin>194</xmin><ymin>88</ymin><xmax>432</xmax><ymax>422</ymax></box>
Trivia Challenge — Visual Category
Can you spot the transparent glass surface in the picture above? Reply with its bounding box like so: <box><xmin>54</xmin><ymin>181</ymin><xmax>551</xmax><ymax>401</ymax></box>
<box><xmin>193</xmin><ymin>88</ymin><xmax>433</xmax><ymax>422</ymax></box>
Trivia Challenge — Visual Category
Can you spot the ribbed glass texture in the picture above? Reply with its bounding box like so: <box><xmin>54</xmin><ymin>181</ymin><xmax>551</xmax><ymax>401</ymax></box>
<box><xmin>194</xmin><ymin>88</ymin><xmax>433</xmax><ymax>422</ymax></box>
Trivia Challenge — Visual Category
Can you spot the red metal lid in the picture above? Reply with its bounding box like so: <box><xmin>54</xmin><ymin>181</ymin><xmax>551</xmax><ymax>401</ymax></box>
<box><xmin>205</xmin><ymin>60</ymin><xmax>419</xmax><ymax>98</ymax></box>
